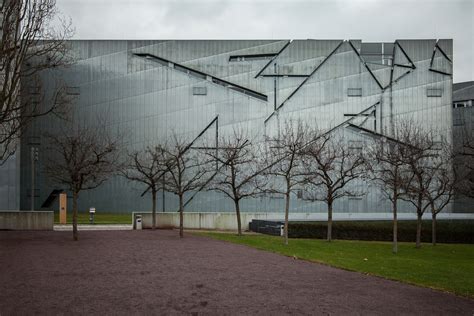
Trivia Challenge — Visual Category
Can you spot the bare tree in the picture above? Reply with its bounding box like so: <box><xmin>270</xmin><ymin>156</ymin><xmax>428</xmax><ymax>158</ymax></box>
<box><xmin>162</xmin><ymin>134</ymin><xmax>209</xmax><ymax>238</ymax></box>
<box><xmin>43</xmin><ymin>122</ymin><xmax>122</xmax><ymax>241</ymax></box>
<box><xmin>302</xmin><ymin>132</ymin><xmax>365</xmax><ymax>242</ymax></box>
<box><xmin>205</xmin><ymin>129</ymin><xmax>265</xmax><ymax>236</ymax></box>
<box><xmin>455</xmin><ymin>126</ymin><xmax>474</xmax><ymax>199</ymax></box>
<box><xmin>368</xmin><ymin>129</ymin><xmax>411</xmax><ymax>254</ymax></box>
<box><xmin>422</xmin><ymin>140</ymin><xmax>457</xmax><ymax>245</ymax></box>
<box><xmin>398</xmin><ymin>123</ymin><xmax>437</xmax><ymax>248</ymax></box>
<box><xmin>265</xmin><ymin>120</ymin><xmax>311</xmax><ymax>245</ymax></box>
<box><xmin>1</xmin><ymin>0</ymin><xmax>73</xmax><ymax>161</ymax></box>
<box><xmin>122</xmin><ymin>146</ymin><xmax>167</xmax><ymax>229</ymax></box>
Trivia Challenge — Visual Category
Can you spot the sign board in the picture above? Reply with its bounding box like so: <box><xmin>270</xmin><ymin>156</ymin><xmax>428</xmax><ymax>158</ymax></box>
<box><xmin>59</xmin><ymin>193</ymin><xmax>67</xmax><ymax>224</ymax></box>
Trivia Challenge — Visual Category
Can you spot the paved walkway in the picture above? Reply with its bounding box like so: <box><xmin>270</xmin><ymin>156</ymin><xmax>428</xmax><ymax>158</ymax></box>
<box><xmin>0</xmin><ymin>230</ymin><xmax>473</xmax><ymax>315</ymax></box>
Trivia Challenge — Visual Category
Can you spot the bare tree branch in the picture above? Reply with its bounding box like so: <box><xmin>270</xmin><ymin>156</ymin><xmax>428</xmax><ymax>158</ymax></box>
<box><xmin>366</xmin><ymin>121</ymin><xmax>414</xmax><ymax>254</ymax></box>
<box><xmin>122</xmin><ymin>146</ymin><xmax>167</xmax><ymax>229</ymax></box>
<box><xmin>396</xmin><ymin>121</ymin><xmax>438</xmax><ymax>248</ymax></box>
<box><xmin>42</xmin><ymin>118</ymin><xmax>122</xmax><ymax>241</ymax></box>
<box><xmin>161</xmin><ymin>133</ymin><xmax>211</xmax><ymax>238</ymax></box>
<box><xmin>454</xmin><ymin>124</ymin><xmax>474</xmax><ymax>198</ymax></box>
<box><xmin>265</xmin><ymin>120</ymin><xmax>313</xmax><ymax>245</ymax></box>
<box><xmin>421</xmin><ymin>139</ymin><xmax>457</xmax><ymax>245</ymax></box>
<box><xmin>204</xmin><ymin>128</ymin><xmax>265</xmax><ymax>236</ymax></box>
<box><xmin>302</xmin><ymin>131</ymin><xmax>366</xmax><ymax>242</ymax></box>
<box><xmin>1</xmin><ymin>0</ymin><xmax>73</xmax><ymax>162</ymax></box>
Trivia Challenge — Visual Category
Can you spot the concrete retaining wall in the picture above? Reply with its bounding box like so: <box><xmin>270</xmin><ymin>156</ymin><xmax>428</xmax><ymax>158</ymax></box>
<box><xmin>132</xmin><ymin>212</ymin><xmax>474</xmax><ymax>230</ymax></box>
<box><xmin>0</xmin><ymin>211</ymin><xmax>54</xmax><ymax>230</ymax></box>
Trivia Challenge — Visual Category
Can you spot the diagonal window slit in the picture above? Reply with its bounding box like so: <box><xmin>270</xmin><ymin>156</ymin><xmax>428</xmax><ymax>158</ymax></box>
<box><xmin>134</xmin><ymin>53</ymin><xmax>268</xmax><ymax>102</ymax></box>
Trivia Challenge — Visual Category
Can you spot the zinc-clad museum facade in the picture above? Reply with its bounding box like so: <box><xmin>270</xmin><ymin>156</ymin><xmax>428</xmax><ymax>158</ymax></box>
<box><xmin>1</xmin><ymin>39</ymin><xmax>455</xmax><ymax>214</ymax></box>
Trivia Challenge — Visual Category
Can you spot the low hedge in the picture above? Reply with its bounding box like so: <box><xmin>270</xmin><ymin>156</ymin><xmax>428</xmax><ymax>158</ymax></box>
<box><xmin>288</xmin><ymin>220</ymin><xmax>474</xmax><ymax>244</ymax></box>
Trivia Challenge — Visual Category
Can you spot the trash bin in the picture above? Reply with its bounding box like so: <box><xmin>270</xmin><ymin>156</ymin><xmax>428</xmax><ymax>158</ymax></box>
<box><xmin>89</xmin><ymin>207</ymin><xmax>96</xmax><ymax>224</ymax></box>
<box><xmin>136</xmin><ymin>215</ymin><xmax>142</xmax><ymax>230</ymax></box>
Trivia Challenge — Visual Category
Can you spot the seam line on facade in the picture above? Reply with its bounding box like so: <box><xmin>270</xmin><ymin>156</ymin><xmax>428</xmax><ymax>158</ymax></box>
<box><xmin>348</xmin><ymin>40</ymin><xmax>384</xmax><ymax>91</ymax></box>
<box><xmin>429</xmin><ymin>40</ymin><xmax>453</xmax><ymax>76</ymax></box>
<box><xmin>264</xmin><ymin>40</ymin><xmax>344</xmax><ymax>124</ymax></box>
<box><xmin>254</xmin><ymin>40</ymin><xmax>292</xmax><ymax>78</ymax></box>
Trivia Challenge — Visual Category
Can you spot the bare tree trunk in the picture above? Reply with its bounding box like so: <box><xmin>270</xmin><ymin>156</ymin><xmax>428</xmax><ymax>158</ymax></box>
<box><xmin>151</xmin><ymin>189</ymin><xmax>156</xmax><ymax>230</ymax></box>
<box><xmin>179</xmin><ymin>193</ymin><xmax>184</xmax><ymax>238</ymax></box>
<box><xmin>235</xmin><ymin>200</ymin><xmax>242</xmax><ymax>236</ymax></box>
<box><xmin>392</xmin><ymin>196</ymin><xmax>398</xmax><ymax>254</ymax></box>
<box><xmin>416</xmin><ymin>212</ymin><xmax>422</xmax><ymax>248</ymax></box>
<box><xmin>432</xmin><ymin>210</ymin><xmax>437</xmax><ymax>246</ymax></box>
<box><xmin>415</xmin><ymin>192</ymin><xmax>423</xmax><ymax>248</ymax></box>
<box><xmin>327</xmin><ymin>201</ymin><xmax>333</xmax><ymax>242</ymax></box>
<box><xmin>72</xmin><ymin>191</ymin><xmax>78</xmax><ymax>241</ymax></box>
<box><xmin>284</xmin><ymin>190</ymin><xmax>290</xmax><ymax>245</ymax></box>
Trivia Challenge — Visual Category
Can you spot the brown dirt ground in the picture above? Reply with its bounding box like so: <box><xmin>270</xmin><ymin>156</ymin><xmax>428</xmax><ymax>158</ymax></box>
<box><xmin>0</xmin><ymin>230</ymin><xmax>473</xmax><ymax>315</ymax></box>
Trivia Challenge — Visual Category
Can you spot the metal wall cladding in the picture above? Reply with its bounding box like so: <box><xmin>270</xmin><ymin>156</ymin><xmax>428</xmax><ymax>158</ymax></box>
<box><xmin>0</xmin><ymin>152</ymin><xmax>19</xmax><ymax>210</ymax></box>
<box><xmin>15</xmin><ymin>39</ymin><xmax>455</xmax><ymax>214</ymax></box>
<box><xmin>453</xmin><ymin>106</ymin><xmax>474</xmax><ymax>213</ymax></box>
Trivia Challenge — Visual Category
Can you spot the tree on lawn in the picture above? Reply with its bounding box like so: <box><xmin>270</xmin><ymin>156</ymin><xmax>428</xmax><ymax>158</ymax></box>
<box><xmin>1</xmin><ymin>0</ymin><xmax>73</xmax><ymax>161</ymax></box>
<box><xmin>302</xmin><ymin>131</ymin><xmax>365</xmax><ymax>242</ymax></box>
<box><xmin>455</xmin><ymin>125</ymin><xmax>474</xmax><ymax>199</ymax></box>
<box><xmin>162</xmin><ymin>134</ymin><xmax>210</xmax><ymax>238</ymax></box>
<box><xmin>398</xmin><ymin>122</ymin><xmax>437</xmax><ymax>248</ymax></box>
<box><xmin>123</xmin><ymin>146</ymin><xmax>167</xmax><ymax>229</ymax></box>
<box><xmin>422</xmin><ymin>139</ymin><xmax>457</xmax><ymax>245</ymax></box>
<box><xmin>43</xmin><ymin>121</ymin><xmax>122</xmax><ymax>241</ymax></box>
<box><xmin>265</xmin><ymin>120</ymin><xmax>312</xmax><ymax>245</ymax></box>
<box><xmin>367</xmin><ymin>126</ymin><xmax>411</xmax><ymax>254</ymax></box>
<box><xmin>205</xmin><ymin>129</ymin><xmax>265</xmax><ymax>236</ymax></box>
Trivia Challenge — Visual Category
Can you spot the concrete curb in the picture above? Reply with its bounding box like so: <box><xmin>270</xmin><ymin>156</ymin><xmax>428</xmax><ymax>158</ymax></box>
<box><xmin>54</xmin><ymin>224</ymin><xmax>132</xmax><ymax>231</ymax></box>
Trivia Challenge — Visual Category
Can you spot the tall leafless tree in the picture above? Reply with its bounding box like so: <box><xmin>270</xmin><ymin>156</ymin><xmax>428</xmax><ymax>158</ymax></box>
<box><xmin>302</xmin><ymin>132</ymin><xmax>365</xmax><ymax>242</ymax></box>
<box><xmin>367</xmin><ymin>128</ymin><xmax>411</xmax><ymax>254</ymax></box>
<box><xmin>421</xmin><ymin>139</ymin><xmax>457</xmax><ymax>245</ymax></box>
<box><xmin>122</xmin><ymin>146</ymin><xmax>167</xmax><ymax>229</ymax></box>
<box><xmin>162</xmin><ymin>134</ymin><xmax>209</xmax><ymax>238</ymax></box>
<box><xmin>205</xmin><ymin>130</ymin><xmax>265</xmax><ymax>236</ymax></box>
<box><xmin>398</xmin><ymin>123</ymin><xmax>437</xmax><ymax>248</ymax></box>
<box><xmin>265</xmin><ymin>120</ymin><xmax>311</xmax><ymax>245</ymax></box>
<box><xmin>43</xmin><ymin>121</ymin><xmax>122</xmax><ymax>241</ymax></box>
<box><xmin>1</xmin><ymin>0</ymin><xmax>73</xmax><ymax>161</ymax></box>
<box><xmin>455</xmin><ymin>126</ymin><xmax>474</xmax><ymax>199</ymax></box>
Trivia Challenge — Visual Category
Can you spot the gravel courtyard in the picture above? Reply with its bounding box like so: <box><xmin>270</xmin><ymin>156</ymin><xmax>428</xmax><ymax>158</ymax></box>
<box><xmin>1</xmin><ymin>230</ymin><xmax>473</xmax><ymax>315</ymax></box>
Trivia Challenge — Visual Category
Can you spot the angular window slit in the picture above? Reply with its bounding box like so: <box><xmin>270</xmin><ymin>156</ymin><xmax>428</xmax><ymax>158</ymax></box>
<box><xmin>193</xmin><ymin>87</ymin><xmax>207</xmax><ymax>96</ymax></box>
<box><xmin>427</xmin><ymin>88</ymin><xmax>442</xmax><ymax>97</ymax></box>
<box><xmin>347</xmin><ymin>88</ymin><xmax>362</xmax><ymax>97</ymax></box>
<box><xmin>134</xmin><ymin>53</ymin><xmax>269</xmax><ymax>102</ymax></box>
<box><xmin>229</xmin><ymin>53</ymin><xmax>277</xmax><ymax>62</ymax></box>
<box><xmin>66</xmin><ymin>86</ymin><xmax>80</xmax><ymax>95</ymax></box>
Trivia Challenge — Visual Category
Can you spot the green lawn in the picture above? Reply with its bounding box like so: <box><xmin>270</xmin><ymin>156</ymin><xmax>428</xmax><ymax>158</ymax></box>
<box><xmin>197</xmin><ymin>232</ymin><xmax>474</xmax><ymax>298</ymax></box>
<box><xmin>54</xmin><ymin>212</ymin><xmax>132</xmax><ymax>224</ymax></box>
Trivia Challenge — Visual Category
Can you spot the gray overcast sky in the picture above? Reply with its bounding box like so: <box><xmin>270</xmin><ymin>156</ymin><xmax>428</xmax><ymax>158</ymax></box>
<box><xmin>56</xmin><ymin>0</ymin><xmax>473</xmax><ymax>83</ymax></box>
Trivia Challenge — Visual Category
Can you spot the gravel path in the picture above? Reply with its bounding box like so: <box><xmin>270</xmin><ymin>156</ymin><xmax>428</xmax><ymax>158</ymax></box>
<box><xmin>0</xmin><ymin>230</ymin><xmax>473</xmax><ymax>315</ymax></box>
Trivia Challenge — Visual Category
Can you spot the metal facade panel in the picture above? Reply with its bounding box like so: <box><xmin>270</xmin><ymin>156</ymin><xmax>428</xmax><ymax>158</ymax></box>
<box><xmin>14</xmin><ymin>39</ymin><xmax>456</xmax><ymax>214</ymax></box>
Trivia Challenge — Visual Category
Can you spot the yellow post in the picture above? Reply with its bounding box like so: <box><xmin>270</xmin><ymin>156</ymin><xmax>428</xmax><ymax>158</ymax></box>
<box><xmin>59</xmin><ymin>192</ymin><xmax>67</xmax><ymax>224</ymax></box>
